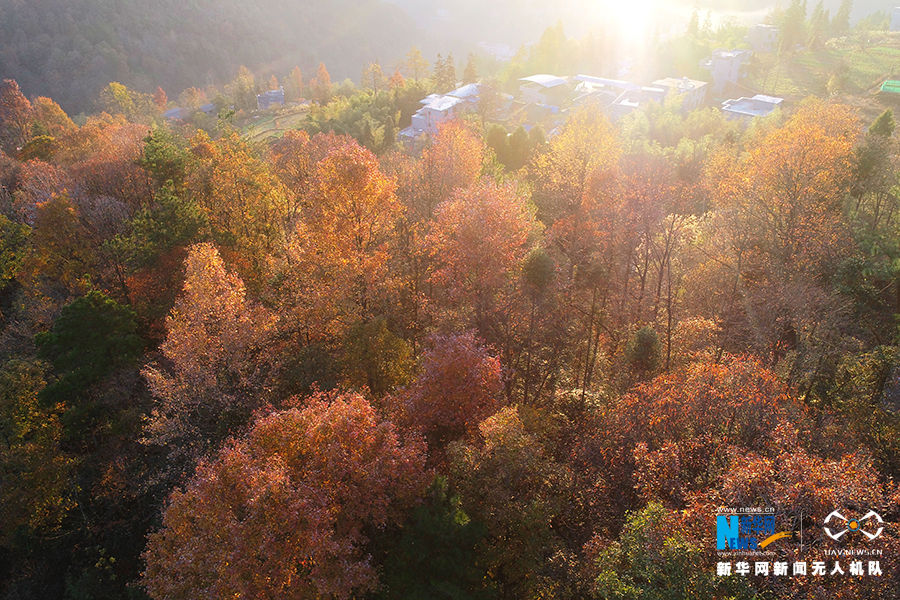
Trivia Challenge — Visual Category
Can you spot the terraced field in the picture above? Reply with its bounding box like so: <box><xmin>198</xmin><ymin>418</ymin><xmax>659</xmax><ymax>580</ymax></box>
<box><xmin>746</xmin><ymin>33</ymin><xmax>900</xmax><ymax>121</ymax></box>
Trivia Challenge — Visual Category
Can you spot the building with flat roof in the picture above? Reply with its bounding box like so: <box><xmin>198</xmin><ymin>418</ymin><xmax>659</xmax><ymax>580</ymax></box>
<box><xmin>609</xmin><ymin>86</ymin><xmax>667</xmax><ymax>120</ymax></box>
<box><xmin>519</xmin><ymin>74</ymin><xmax>571</xmax><ymax>107</ymax></box>
<box><xmin>652</xmin><ymin>77</ymin><xmax>709</xmax><ymax>111</ymax></box>
<box><xmin>721</xmin><ymin>94</ymin><xmax>783</xmax><ymax>120</ymax></box>
<box><xmin>410</xmin><ymin>95</ymin><xmax>463</xmax><ymax>133</ymax></box>
<box><xmin>400</xmin><ymin>82</ymin><xmax>493</xmax><ymax>143</ymax></box>
<box><xmin>400</xmin><ymin>85</ymin><xmax>482</xmax><ymax>142</ymax></box>
<box><xmin>572</xmin><ymin>75</ymin><xmax>635</xmax><ymax>91</ymax></box>
<box><xmin>570</xmin><ymin>75</ymin><xmax>637</xmax><ymax>108</ymax></box>
<box><xmin>520</xmin><ymin>74</ymin><xmax>568</xmax><ymax>88</ymax></box>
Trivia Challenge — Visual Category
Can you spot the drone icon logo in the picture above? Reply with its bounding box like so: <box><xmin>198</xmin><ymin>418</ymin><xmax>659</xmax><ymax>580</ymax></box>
<box><xmin>824</xmin><ymin>510</ymin><xmax>884</xmax><ymax>541</ymax></box>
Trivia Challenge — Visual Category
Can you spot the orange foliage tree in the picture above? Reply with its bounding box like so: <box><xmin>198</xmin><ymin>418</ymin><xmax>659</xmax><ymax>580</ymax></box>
<box><xmin>152</xmin><ymin>87</ymin><xmax>168</xmax><ymax>110</ymax></box>
<box><xmin>21</xmin><ymin>194</ymin><xmax>97</xmax><ymax>312</ymax></box>
<box><xmin>418</xmin><ymin>120</ymin><xmax>484</xmax><ymax>217</ymax></box>
<box><xmin>0</xmin><ymin>79</ymin><xmax>33</xmax><ymax>153</ymax></box>
<box><xmin>706</xmin><ymin>99</ymin><xmax>860</xmax><ymax>373</ymax></box>
<box><xmin>425</xmin><ymin>178</ymin><xmax>538</xmax><ymax>334</ymax></box>
<box><xmin>528</xmin><ymin>107</ymin><xmax>619</xmax><ymax>225</ymax></box>
<box><xmin>281</xmin><ymin>135</ymin><xmax>402</xmax><ymax>340</ymax></box>
<box><xmin>31</xmin><ymin>97</ymin><xmax>76</xmax><ymax>138</ymax></box>
<box><xmin>143</xmin><ymin>243</ymin><xmax>277</xmax><ymax>470</ymax></box>
<box><xmin>186</xmin><ymin>131</ymin><xmax>288</xmax><ymax>288</ymax></box>
<box><xmin>310</xmin><ymin>62</ymin><xmax>332</xmax><ymax>104</ymax></box>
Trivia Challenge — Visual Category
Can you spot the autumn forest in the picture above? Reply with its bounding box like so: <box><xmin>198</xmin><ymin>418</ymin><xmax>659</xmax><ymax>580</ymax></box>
<box><xmin>1</xmin><ymin>32</ymin><xmax>900</xmax><ymax>599</ymax></box>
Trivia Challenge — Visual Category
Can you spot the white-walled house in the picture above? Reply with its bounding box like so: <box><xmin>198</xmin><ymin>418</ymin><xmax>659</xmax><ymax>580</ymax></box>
<box><xmin>571</xmin><ymin>75</ymin><xmax>636</xmax><ymax>106</ymax></box>
<box><xmin>702</xmin><ymin>49</ymin><xmax>751</xmax><ymax>94</ymax></box>
<box><xmin>400</xmin><ymin>84</ymin><xmax>481</xmax><ymax>142</ymax></box>
<box><xmin>748</xmin><ymin>24</ymin><xmax>779</xmax><ymax>53</ymax></box>
<box><xmin>409</xmin><ymin>95</ymin><xmax>463</xmax><ymax>133</ymax></box>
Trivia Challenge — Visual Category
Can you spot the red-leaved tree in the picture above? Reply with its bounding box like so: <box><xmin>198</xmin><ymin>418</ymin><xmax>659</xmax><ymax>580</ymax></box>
<box><xmin>142</xmin><ymin>391</ymin><xmax>427</xmax><ymax>600</ymax></box>
<box><xmin>392</xmin><ymin>330</ymin><xmax>503</xmax><ymax>450</ymax></box>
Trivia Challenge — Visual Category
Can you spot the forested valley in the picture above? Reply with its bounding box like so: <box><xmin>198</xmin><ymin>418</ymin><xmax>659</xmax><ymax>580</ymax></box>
<box><xmin>1</xmin><ymin>28</ymin><xmax>899</xmax><ymax>597</ymax></box>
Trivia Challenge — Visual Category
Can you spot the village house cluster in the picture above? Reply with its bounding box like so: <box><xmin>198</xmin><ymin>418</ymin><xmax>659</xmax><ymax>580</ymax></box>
<box><xmin>399</xmin><ymin>29</ymin><xmax>789</xmax><ymax>145</ymax></box>
<box><xmin>159</xmin><ymin>21</ymin><xmax>817</xmax><ymax>133</ymax></box>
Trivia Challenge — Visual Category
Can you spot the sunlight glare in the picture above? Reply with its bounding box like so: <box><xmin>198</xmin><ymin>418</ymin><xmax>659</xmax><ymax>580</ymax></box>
<box><xmin>585</xmin><ymin>0</ymin><xmax>660</xmax><ymax>42</ymax></box>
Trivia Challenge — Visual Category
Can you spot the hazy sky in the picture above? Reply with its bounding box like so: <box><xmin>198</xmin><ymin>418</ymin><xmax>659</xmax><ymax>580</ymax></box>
<box><xmin>388</xmin><ymin>0</ymin><xmax>891</xmax><ymax>52</ymax></box>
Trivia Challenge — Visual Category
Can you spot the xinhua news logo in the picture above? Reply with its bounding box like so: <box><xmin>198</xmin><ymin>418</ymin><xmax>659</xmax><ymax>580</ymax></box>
<box><xmin>717</xmin><ymin>510</ymin><xmax>791</xmax><ymax>551</ymax></box>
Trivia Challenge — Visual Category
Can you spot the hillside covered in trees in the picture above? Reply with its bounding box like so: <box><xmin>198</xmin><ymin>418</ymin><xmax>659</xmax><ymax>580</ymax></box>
<box><xmin>0</xmin><ymin>0</ymin><xmax>416</xmax><ymax>113</ymax></box>
<box><xmin>1</xmin><ymin>15</ymin><xmax>900</xmax><ymax>600</ymax></box>
<box><xmin>5</xmin><ymin>0</ymin><xmax>890</xmax><ymax>115</ymax></box>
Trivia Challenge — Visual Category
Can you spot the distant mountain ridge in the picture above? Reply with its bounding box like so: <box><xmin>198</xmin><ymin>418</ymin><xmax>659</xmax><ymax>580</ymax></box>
<box><xmin>0</xmin><ymin>0</ymin><xmax>420</xmax><ymax>113</ymax></box>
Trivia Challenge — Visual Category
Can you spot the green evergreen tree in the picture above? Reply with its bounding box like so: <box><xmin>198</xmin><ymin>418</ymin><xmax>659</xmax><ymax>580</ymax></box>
<box><xmin>377</xmin><ymin>477</ymin><xmax>494</xmax><ymax>600</ymax></box>
<box><xmin>0</xmin><ymin>214</ymin><xmax>29</xmax><ymax>295</ymax></box>
<box><xmin>36</xmin><ymin>291</ymin><xmax>144</xmax><ymax>407</ymax></box>
<box><xmin>107</xmin><ymin>184</ymin><xmax>206</xmax><ymax>270</ymax></box>
<box><xmin>831</xmin><ymin>0</ymin><xmax>852</xmax><ymax>35</ymax></box>
<box><xmin>687</xmin><ymin>9</ymin><xmax>699</xmax><ymax>37</ymax></box>
<box><xmin>506</xmin><ymin>126</ymin><xmax>531</xmax><ymax>170</ymax></box>
<box><xmin>590</xmin><ymin>503</ymin><xmax>755</xmax><ymax>600</ymax></box>
<box><xmin>625</xmin><ymin>326</ymin><xmax>661</xmax><ymax>374</ymax></box>
<box><xmin>779</xmin><ymin>0</ymin><xmax>808</xmax><ymax>53</ymax></box>
<box><xmin>445</xmin><ymin>53</ymin><xmax>457</xmax><ymax>90</ymax></box>
<box><xmin>528</xmin><ymin>125</ymin><xmax>546</xmax><ymax>148</ymax></box>
<box><xmin>138</xmin><ymin>129</ymin><xmax>190</xmax><ymax>188</ymax></box>
<box><xmin>869</xmin><ymin>109</ymin><xmax>895</xmax><ymax>137</ymax></box>
<box><xmin>434</xmin><ymin>53</ymin><xmax>457</xmax><ymax>93</ymax></box>
<box><xmin>382</xmin><ymin>115</ymin><xmax>396</xmax><ymax>153</ymax></box>
<box><xmin>463</xmin><ymin>53</ymin><xmax>478</xmax><ymax>84</ymax></box>
<box><xmin>486</xmin><ymin>124</ymin><xmax>509</xmax><ymax>166</ymax></box>
<box><xmin>342</xmin><ymin>317</ymin><xmax>414</xmax><ymax>397</ymax></box>
<box><xmin>808</xmin><ymin>1</ymin><xmax>830</xmax><ymax>47</ymax></box>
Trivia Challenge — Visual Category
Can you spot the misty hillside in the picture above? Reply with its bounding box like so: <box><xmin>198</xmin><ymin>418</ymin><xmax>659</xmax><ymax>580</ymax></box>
<box><xmin>0</xmin><ymin>0</ymin><xmax>419</xmax><ymax>112</ymax></box>
<box><xmin>1</xmin><ymin>0</ymin><xmax>890</xmax><ymax>113</ymax></box>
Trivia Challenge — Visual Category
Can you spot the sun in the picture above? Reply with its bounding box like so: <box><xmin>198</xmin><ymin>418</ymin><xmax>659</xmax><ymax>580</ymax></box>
<box><xmin>583</xmin><ymin>0</ymin><xmax>660</xmax><ymax>41</ymax></box>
